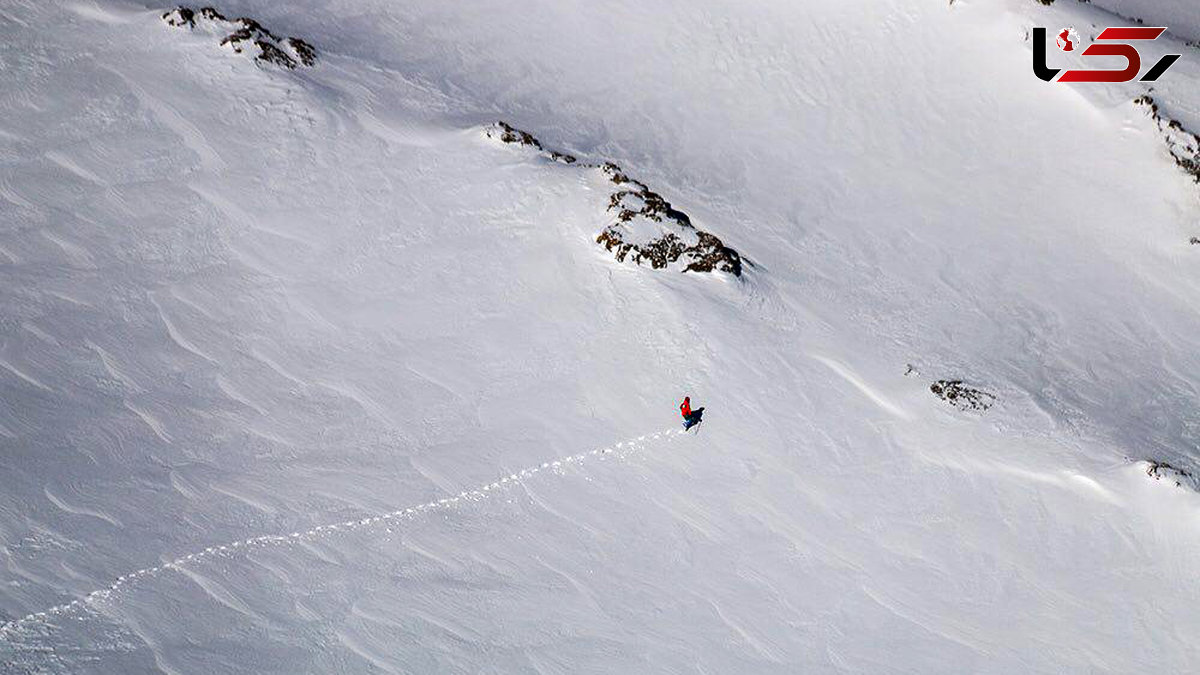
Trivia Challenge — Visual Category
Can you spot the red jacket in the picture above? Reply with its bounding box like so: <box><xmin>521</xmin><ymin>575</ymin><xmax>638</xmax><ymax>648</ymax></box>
<box><xmin>680</xmin><ymin>397</ymin><xmax>691</xmax><ymax>418</ymax></box>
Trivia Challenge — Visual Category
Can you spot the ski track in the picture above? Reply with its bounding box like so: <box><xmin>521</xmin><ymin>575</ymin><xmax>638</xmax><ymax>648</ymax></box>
<box><xmin>0</xmin><ymin>428</ymin><xmax>681</xmax><ymax>637</ymax></box>
<box><xmin>809</xmin><ymin>354</ymin><xmax>912</xmax><ymax>421</ymax></box>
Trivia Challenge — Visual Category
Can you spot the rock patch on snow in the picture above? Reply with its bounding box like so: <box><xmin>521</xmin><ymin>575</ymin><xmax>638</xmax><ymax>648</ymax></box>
<box><xmin>162</xmin><ymin>6</ymin><xmax>317</xmax><ymax>69</ymax></box>
<box><xmin>597</xmin><ymin>163</ymin><xmax>742</xmax><ymax>275</ymax></box>
<box><xmin>1135</xmin><ymin>96</ymin><xmax>1200</xmax><ymax>246</ymax></box>
<box><xmin>1135</xmin><ymin>94</ymin><xmax>1200</xmax><ymax>184</ymax></box>
<box><xmin>487</xmin><ymin>121</ymin><xmax>580</xmax><ymax>164</ymax></box>
<box><xmin>491</xmin><ymin>121</ymin><xmax>541</xmax><ymax>149</ymax></box>
<box><xmin>1142</xmin><ymin>460</ymin><xmax>1199</xmax><ymax>490</ymax></box>
<box><xmin>930</xmin><ymin>379</ymin><xmax>996</xmax><ymax>412</ymax></box>
<box><xmin>485</xmin><ymin>121</ymin><xmax>742</xmax><ymax>276</ymax></box>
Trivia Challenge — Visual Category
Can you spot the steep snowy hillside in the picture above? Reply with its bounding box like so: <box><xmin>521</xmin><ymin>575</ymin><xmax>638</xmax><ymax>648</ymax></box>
<box><xmin>1082</xmin><ymin>0</ymin><xmax>1200</xmax><ymax>44</ymax></box>
<box><xmin>3</xmin><ymin>0</ymin><xmax>1200</xmax><ymax>672</ymax></box>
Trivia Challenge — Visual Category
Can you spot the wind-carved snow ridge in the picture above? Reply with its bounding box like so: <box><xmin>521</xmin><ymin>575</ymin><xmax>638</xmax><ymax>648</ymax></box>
<box><xmin>484</xmin><ymin>122</ymin><xmax>744</xmax><ymax>276</ymax></box>
<box><xmin>0</xmin><ymin>428</ymin><xmax>682</xmax><ymax>637</ymax></box>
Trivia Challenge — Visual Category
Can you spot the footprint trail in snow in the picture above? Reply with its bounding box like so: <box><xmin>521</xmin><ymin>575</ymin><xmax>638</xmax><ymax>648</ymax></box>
<box><xmin>0</xmin><ymin>428</ymin><xmax>683</xmax><ymax>637</ymax></box>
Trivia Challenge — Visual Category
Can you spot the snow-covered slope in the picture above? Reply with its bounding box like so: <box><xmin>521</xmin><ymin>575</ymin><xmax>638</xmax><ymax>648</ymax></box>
<box><xmin>1082</xmin><ymin>0</ymin><xmax>1200</xmax><ymax>44</ymax></box>
<box><xmin>2</xmin><ymin>0</ymin><xmax>1200</xmax><ymax>672</ymax></box>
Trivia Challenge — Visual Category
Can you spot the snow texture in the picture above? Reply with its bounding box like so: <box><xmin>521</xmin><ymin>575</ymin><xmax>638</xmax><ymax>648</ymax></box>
<box><xmin>3</xmin><ymin>0</ymin><xmax>1200</xmax><ymax>672</ymax></box>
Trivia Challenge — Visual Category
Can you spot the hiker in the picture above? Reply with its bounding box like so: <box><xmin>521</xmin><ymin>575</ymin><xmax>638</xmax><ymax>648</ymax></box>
<box><xmin>680</xmin><ymin>396</ymin><xmax>704</xmax><ymax>430</ymax></box>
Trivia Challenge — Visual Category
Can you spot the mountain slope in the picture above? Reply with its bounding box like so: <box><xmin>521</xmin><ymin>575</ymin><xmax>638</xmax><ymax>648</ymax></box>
<box><xmin>2</xmin><ymin>0</ymin><xmax>1200</xmax><ymax>672</ymax></box>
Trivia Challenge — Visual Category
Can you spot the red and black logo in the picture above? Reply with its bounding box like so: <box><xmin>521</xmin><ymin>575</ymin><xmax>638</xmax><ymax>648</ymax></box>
<box><xmin>1033</xmin><ymin>26</ymin><xmax>1181</xmax><ymax>83</ymax></box>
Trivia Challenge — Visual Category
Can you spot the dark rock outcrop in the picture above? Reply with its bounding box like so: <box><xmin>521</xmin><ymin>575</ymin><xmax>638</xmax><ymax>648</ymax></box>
<box><xmin>485</xmin><ymin>122</ymin><xmax>743</xmax><ymax>277</ymax></box>
<box><xmin>286</xmin><ymin>38</ymin><xmax>317</xmax><ymax>67</ymax></box>
<box><xmin>162</xmin><ymin>6</ymin><xmax>318</xmax><ymax>70</ymax></box>
<box><xmin>930</xmin><ymin>379</ymin><xmax>996</xmax><ymax>412</ymax></box>
<box><xmin>1135</xmin><ymin>94</ymin><xmax>1200</xmax><ymax>183</ymax></box>
<box><xmin>492</xmin><ymin>121</ymin><xmax>543</xmax><ymax>149</ymax></box>
<box><xmin>1144</xmin><ymin>460</ymin><xmax>1198</xmax><ymax>489</ymax></box>
<box><xmin>596</xmin><ymin>163</ymin><xmax>741</xmax><ymax>275</ymax></box>
<box><xmin>163</xmin><ymin>6</ymin><xmax>194</xmax><ymax>27</ymax></box>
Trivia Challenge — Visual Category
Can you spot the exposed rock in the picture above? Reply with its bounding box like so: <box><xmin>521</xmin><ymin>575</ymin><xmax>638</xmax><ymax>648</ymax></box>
<box><xmin>597</xmin><ymin>228</ymin><xmax>684</xmax><ymax>269</ymax></box>
<box><xmin>286</xmin><ymin>38</ymin><xmax>317</xmax><ymax>67</ymax></box>
<box><xmin>162</xmin><ymin>7</ymin><xmax>194</xmax><ymax>27</ymax></box>
<box><xmin>249</xmin><ymin>40</ymin><xmax>296</xmax><ymax>69</ymax></box>
<box><xmin>220</xmin><ymin>18</ymin><xmax>278</xmax><ymax>50</ymax></box>
<box><xmin>486</xmin><ymin>122</ymin><xmax>575</xmax><ymax>163</ymax></box>
<box><xmin>489</xmin><ymin>121</ymin><xmax>543</xmax><ymax>149</ymax></box>
<box><xmin>596</xmin><ymin>164</ymin><xmax>740</xmax><ymax>275</ymax></box>
<box><xmin>485</xmin><ymin>122</ymin><xmax>743</xmax><ymax>276</ymax></box>
<box><xmin>930</xmin><ymin>379</ymin><xmax>996</xmax><ymax>412</ymax></box>
<box><xmin>605</xmin><ymin>167</ymin><xmax>693</xmax><ymax>227</ymax></box>
<box><xmin>1135</xmin><ymin>94</ymin><xmax>1200</xmax><ymax>183</ymax></box>
<box><xmin>1134</xmin><ymin>97</ymin><xmax>1200</xmax><ymax>249</ymax></box>
<box><xmin>1144</xmin><ymin>460</ymin><xmax>1198</xmax><ymax>490</ymax></box>
<box><xmin>161</xmin><ymin>6</ymin><xmax>318</xmax><ymax>70</ymax></box>
<box><xmin>683</xmin><ymin>232</ymin><xmax>743</xmax><ymax>274</ymax></box>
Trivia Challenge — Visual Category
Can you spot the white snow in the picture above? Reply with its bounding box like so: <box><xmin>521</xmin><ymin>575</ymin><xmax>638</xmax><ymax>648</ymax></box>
<box><xmin>1081</xmin><ymin>0</ymin><xmax>1200</xmax><ymax>43</ymax></box>
<box><xmin>3</xmin><ymin>0</ymin><xmax>1200</xmax><ymax>672</ymax></box>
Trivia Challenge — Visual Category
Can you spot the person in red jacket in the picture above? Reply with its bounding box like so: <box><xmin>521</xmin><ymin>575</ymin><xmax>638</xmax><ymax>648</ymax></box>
<box><xmin>680</xmin><ymin>396</ymin><xmax>704</xmax><ymax>430</ymax></box>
